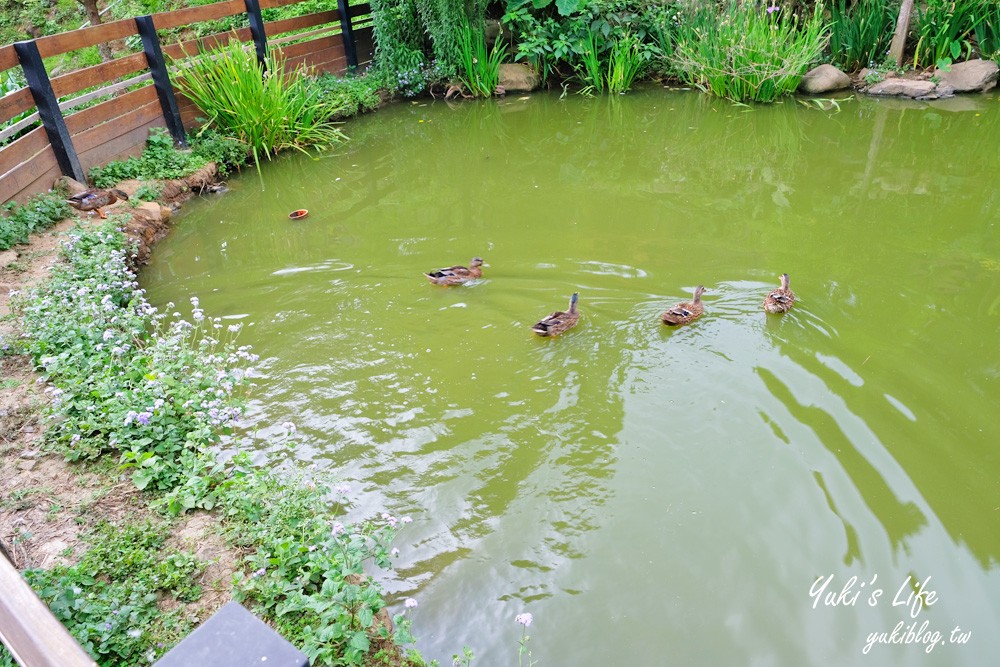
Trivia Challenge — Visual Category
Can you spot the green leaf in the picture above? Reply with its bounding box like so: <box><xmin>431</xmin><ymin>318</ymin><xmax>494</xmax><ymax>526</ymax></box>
<box><xmin>556</xmin><ymin>0</ymin><xmax>583</xmax><ymax>16</ymax></box>
<box><xmin>348</xmin><ymin>630</ymin><xmax>370</xmax><ymax>652</ymax></box>
<box><xmin>358</xmin><ymin>606</ymin><xmax>374</xmax><ymax>629</ymax></box>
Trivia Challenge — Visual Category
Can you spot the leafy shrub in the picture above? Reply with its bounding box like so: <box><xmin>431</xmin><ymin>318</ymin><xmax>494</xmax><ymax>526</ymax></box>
<box><xmin>89</xmin><ymin>128</ymin><xmax>207</xmax><ymax>189</ymax></box>
<box><xmin>0</xmin><ymin>191</ymin><xmax>72</xmax><ymax>251</ymax></box>
<box><xmin>503</xmin><ymin>0</ymin><xmax>663</xmax><ymax>89</ymax></box>
<box><xmin>171</xmin><ymin>40</ymin><xmax>346</xmax><ymax>171</ymax></box>
<box><xmin>671</xmin><ymin>0</ymin><xmax>828</xmax><ymax>103</ymax></box>
<box><xmin>8</xmin><ymin>521</ymin><xmax>204</xmax><ymax>665</ymax></box>
<box><xmin>133</xmin><ymin>182</ymin><xmax>163</xmax><ymax>202</ymax></box>
<box><xmin>314</xmin><ymin>73</ymin><xmax>385</xmax><ymax>117</ymax></box>
<box><xmin>188</xmin><ymin>127</ymin><xmax>250</xmax><ymax>178</ymax></box>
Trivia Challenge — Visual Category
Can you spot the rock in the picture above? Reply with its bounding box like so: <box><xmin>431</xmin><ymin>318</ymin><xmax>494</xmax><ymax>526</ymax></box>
<box><xmin>498</xmin><ymin>63</ymin><xmax>540</xmax><ymax>92</ymax></box>
<box><xmin>799</xmin><ymin>64</ymin><xmax>852</xmax><ymax>94</ymax></box>
<box><xmin>18</xmin><ymin>459</ymin><xmax>36</xmax><ymax>471</ymax></box>
<box><xmin>0</xmin><ymin>250</ymin><xmax>17</xmax><ymax>267</ymax></box>
<box><xmin>54</xmin><ymin>177</ymin><xmax>88</xmax><ymax>196</ymax></box>
<box><xmin>934</xmin><ymin>59</ymin><xmax>999</xmax><ymax>93</ymax></box>
<box><xmin>866</xmin><ymin>79</ymin><xmax>937</xmax><ymax>98</ymax></box>
<box><xmin>124</xmin><ymin>202</ymin><xmax>173</xmax><ymax>265</ymax></box>
<box><xmin>19</xmin><ymin>449</ymin><xmax>40</xmax><ymax>459</ymax></box>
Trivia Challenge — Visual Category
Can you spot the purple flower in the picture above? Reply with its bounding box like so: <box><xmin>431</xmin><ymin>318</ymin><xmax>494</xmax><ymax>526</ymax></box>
<box><xmin>252</xmin><ymin>567</ymin><xmax>266</xmax><ymax>577</ymax></box>
<box><xmin>136</xmin><ymin>411</ymin><xmax>152</xmax><ymax>426</ymax></box>
<box><xmin>404</xmin><ymin>598</ymin><xmax>418</xmax><ymax>609</ymax></box>
<box><xmin>334</xmin><ymin>483</ymin><xmax>350</xmax><ymax>496</ymax></box>
<box><xmin>766</xmin><ymin>3</ymin><xmax>779</xmax><ymax>13</ymax></box>
<box><xmin>332</xmin><ymin>522</ymin><xmax>345</xmax><ymax>536</ymax></box>
<box><xmin>515</xmin><ymin>613</ymin><xmax>533</xmax><ymax>627</ymax></box>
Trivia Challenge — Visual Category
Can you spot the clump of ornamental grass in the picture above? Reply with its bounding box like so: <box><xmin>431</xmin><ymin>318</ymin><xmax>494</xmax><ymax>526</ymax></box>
<box><xmin>455</xmin><ymin>18</ymin><xmax>505</xmax><ymax>97</ymax></box>
<box><xmin>828</xmin><ymin>0</ymin><xmax>896</xmax><ymax>73</ymax></box>
<box><xmin>671</xmin><ymin>0</ymin><xmax>829</xmax><ymax>103</ymax></box>
<box><xmin>171</xmin><ymin>39</ymin><xmax>346</xmax><ymax>172</ymax></box>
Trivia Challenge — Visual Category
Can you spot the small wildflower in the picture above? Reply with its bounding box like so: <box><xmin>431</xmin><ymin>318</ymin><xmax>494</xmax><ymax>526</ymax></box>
<box><xmin>390</xmin><ymin>547</ymin><xmax>400</xmax><ymax>557</ymax></box>
<box><xmin>253</xmin><ymin>567</ymin><xmax>266</xmax><ymax>577</ymax></box>
<box><xmin>404</xmin><ymin>598</ymin><xmax>418</xmax><ymax>609</ymax></box>
<box><xmin>515</xmin><ymin>612</ymin><xmax>533</xmax><ymax>627</ymax></box>
<box><xmin>281</xmin><ymin>421</ymin><xmax>296</xmax><ymax>434</ymax></box>
<box><xmin>332</xmin><ymin>522</ymin><xmax>345</xmax><ymax>536</ymax></box>
<box><xmin>400</xmin><ymin>516</ymin><xmax>413</xmax><ymax>524</ymax></box>
<box><xmin>334</xmin><ymin>483</ymin><xmax>350</xmax><ymax>495</ymax></box>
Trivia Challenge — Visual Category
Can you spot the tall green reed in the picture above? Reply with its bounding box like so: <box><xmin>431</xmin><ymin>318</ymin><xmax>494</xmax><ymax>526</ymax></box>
<box><xmin>171</xmin><ymin>39</ymin><xmax>346</xmax><ymax>172</ymax></box>
<box><xmin>456</xmin><ymin>19</ymin><xmax>505</xmax><ymax>96</ymax></box>
<box><xmin>973</xmin><ymin>2</ymin><xmax>1000</xmax><ymax>59</ymax></box>
<box><xmin>605</xmin><ymin>32</ymin><xmax>647</xmax><ymax>94</ymax></box>
<box><xmin>671</xmin><ymin>0</ymin><xmax>828</xmax><ymax>103</ymax></box>
<box><xmin>913</xmin><ymin>0</ymin><xmax>981</xmax><ymax>68</ymax></box>
<box><xmin>828</xmin><ymin>0</ymin><xmax>896</xmax><ymax>72</ymax></box>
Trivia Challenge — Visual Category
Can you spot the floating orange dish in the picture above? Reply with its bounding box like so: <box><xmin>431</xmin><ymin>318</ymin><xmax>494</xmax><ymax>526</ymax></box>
<box><xmin>288</xmin><ymin>209</ymin><xmax>309</xmax><ymax>220</ymax></box>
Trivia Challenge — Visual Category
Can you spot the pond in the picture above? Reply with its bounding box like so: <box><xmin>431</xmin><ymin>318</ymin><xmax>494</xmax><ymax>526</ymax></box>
<box><xmin>142</xmin><ymin>87</ymin><xmax>1000</xmax><ymax>666</ymax></box>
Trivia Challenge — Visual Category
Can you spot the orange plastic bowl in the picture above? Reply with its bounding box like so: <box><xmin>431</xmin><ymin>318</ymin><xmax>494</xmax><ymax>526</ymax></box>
<box><xmin>288</xmin><ymin>209</ymin><xmax>309</xmax><ymax>220</ymax></box>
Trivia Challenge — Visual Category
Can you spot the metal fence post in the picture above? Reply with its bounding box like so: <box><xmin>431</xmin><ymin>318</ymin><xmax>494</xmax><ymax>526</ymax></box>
<box><xmin>243</xmin><ymin>0</ymin><xmax>268</xmax><ymax>69</ymax></box>
<box><xmin>135</xmin><ymin>15</ymin><xmax>187</xmax><ymax>148</ymax></box>
<box><xmin>336</xmin><ymin>0</ymin><xmax>358</xmax><ymax>69</ymax></box>
<box><xmin>13</xmin><ymin>40</ymin><xmax>87</xmax><ymax>183</ymax></box>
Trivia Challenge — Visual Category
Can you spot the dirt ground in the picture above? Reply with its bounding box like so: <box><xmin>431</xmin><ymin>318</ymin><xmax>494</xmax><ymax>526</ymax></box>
<box><xmin>0</xmin><ymin>171</ymin><xmax>237</xmax><ymax>619</ymax></box>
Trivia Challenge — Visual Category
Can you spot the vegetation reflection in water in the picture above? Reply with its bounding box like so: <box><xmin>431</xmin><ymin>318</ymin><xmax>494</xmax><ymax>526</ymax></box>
<box><xmin>142</xmin><ymin>88</ymin><xmax>1000</xmax><ymax>666</ymax></box>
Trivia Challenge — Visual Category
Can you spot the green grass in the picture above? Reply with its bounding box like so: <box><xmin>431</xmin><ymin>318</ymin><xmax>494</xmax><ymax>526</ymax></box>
<box><xmin>671</xmin><ymin>0</ymin><xmax>829</xmax><ymax>103</ymax></box>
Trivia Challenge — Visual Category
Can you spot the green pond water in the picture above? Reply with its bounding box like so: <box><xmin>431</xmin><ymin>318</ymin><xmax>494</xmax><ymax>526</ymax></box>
<box><xmin>142</xmin><ymin>87</ymin><xmax>1000</xmax><ymax>666</ymax></box>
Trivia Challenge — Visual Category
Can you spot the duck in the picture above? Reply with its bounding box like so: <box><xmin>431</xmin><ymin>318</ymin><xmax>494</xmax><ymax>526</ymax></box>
<box><xmin>532</xmin><ymin>292</ymin><xmax>580</xmax><ymax>337</ymax></box>
<box><xmin>424</xmin><ymin>257</ymin><xmax>484</xmax><ymax>286</ymax></box>
<box><xmin>66</xmin><ymin>188</ymin><xmax>129</xmax><ymax>219</ymax></box>
<box><xmin>763</xmin><ymin>273</ymin><xmax>796</xmax><ymax>313</ymax></box>
<box><xmin>661</xmin><ymin>285</ymin><xmax>706</xmax><ymax>325</ymax></box>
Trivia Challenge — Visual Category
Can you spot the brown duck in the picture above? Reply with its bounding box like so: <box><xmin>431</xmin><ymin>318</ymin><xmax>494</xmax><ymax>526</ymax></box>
<box><xmin>532</xmin><ymin>292</ymin><xmax>580</xmax><ymax>337</ymax></box>
<box><xmin>424</xmin><ymin>257</ymin><xmax>484</xmax><ymax>286</ymax></box>
<box><xmin>763</xmin><ymin>273</ymin><xmax>796</xmax><ymax>314</ymax></box>
<box><xmin>66</xmin><ymin>188</ymin><xmax>129</xmax><ymax>219</ymax></box>
<box><xmin>661</xmin><ymin>286</ymin><xmax>706</xmax><ymax>325</ymax></box>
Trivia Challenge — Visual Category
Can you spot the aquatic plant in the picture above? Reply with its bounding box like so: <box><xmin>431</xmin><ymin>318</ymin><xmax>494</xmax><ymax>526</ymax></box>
<box><xmin>913</xmin><ymin>0</ymin><xmax>981</xmax><ymax>68</ymax></box>
<box><xmin>671</xmin><ymin>0</ymin><xmax>828</xmax><ymax>103</ymax></box>
<box><xmin>171</xmin><ymin>40</ymin><xmax>346</xmax><ymax>172</ymax></box>
<box><xmin>974</xmin><ymin>2</ymin><xmax>1000</xmax><ymax>59</ymax></box>
<box><xmin>828</xmin><ymin>0</ymin><xmax>897</xmax><ymax>73</ymax></box>
<box><xmin>456</xmin><ymin>18</ymin><xmax>506</xmax><ymax>97</ymax></box>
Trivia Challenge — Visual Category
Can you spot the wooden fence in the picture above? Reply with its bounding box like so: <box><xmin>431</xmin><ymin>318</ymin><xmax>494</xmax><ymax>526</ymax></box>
<box><xmin>0</xmin><ymin>0</ymin><xmax>374</xmax><ymax>205</ymax></box>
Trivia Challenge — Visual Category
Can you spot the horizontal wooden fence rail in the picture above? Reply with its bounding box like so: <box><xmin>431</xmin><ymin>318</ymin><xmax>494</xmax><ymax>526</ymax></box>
<box><xmin>0</xmin><ymin>0</ymin><xmax>373</xmax><ymax>205</ymax></box>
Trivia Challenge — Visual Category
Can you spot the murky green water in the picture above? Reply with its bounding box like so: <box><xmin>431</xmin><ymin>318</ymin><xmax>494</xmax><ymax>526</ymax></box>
<box><xmin>143</xmin><ymin>87</ymin><xmax>1000</xmax><ymax>666</ymax></box>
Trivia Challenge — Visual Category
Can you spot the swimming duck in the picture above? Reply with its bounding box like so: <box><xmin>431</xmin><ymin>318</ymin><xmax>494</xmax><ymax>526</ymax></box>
<box><xmin>661</xmin><ymin>286</ymin><xmax>706</xmax><ymax>326</ymax></box>
<box><xmin>424</xmin><ymin>257</ymin><xmax>484</xmax><ymax>286</ymax></box>
<box><xmin>532</xmin><ymin>292</ymin><xmax>580</xmax><ymax>337</ymax></box>
<box><xmin>66</xmin><ymin>188</ymin><xmax>129</xmax><ymax>219</ymax></box>
<box><xmin>763</xmin><ymin>273</ymin><xmax>796</xmax><ymax>313</ymax></box>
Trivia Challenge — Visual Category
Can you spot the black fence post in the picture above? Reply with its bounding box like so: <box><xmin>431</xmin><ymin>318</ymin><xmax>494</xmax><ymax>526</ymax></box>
<box><xmin>336</xmin><ymin>0</ymin><xmax>358</xmax><ymax>69</ymax></box>
<box><xmin>135</xmin><ymin>15</ymin><xmax>187</xmax><ymax>148</ymax></box>
<box><xmin>14</xmin><ymin>40</ymin><xmax>87</xmax><ymax>184</ymax></box>
<box><xmin>244</xmin><ymin>0</ymin><xmax>268</xmax><ymax>69</ymax></box>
